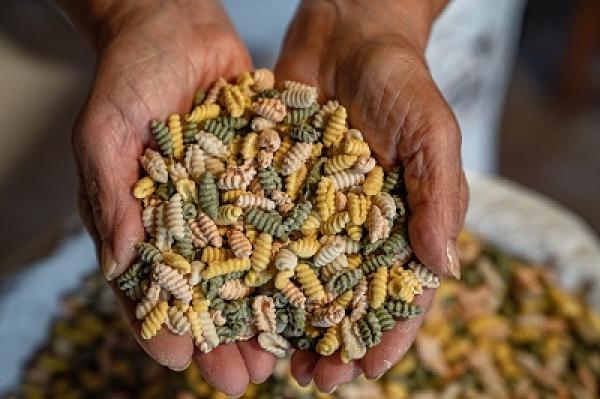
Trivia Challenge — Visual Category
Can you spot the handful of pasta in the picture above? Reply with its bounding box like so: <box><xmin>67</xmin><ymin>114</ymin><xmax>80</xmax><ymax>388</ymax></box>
<box><xmin>121</xmin><ymin>69</ymin><xmax>439</xmax><ymax>361</ymax></box>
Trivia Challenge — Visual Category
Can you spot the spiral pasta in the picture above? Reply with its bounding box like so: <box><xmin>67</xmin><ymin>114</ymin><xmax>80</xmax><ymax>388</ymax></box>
<box><xmin>251</xmin><ymin>98</ymin><xmax>287</xmax><ymax>122</ymax></box>
<box><xmin>281</xmin><ymin>142</ymin><xmax>312</xmax><ymax>176</ymax></box>
<box><xmin>295</xmin><ymin>263</ymin><xmax>325</xmax><ymax>301</ymax></box>
<box><xmin>202</xmin><ymin>258</ymin><xmax>251</xmax><ymax>280</ymax></box>
<box><xmin>130</xmin><ymin>71</ymin><xmax>423</xmax><ymax>358</ymax></box>
<box><xmin>141</xmin><ymin>301</ymin><xmax>168</xmax><ymax>340</ymax></box>
<box><xmin>369</xmin><ymin>266</ymin><xmax>388</xmax><ymax>309</ymax></box>
<box><xmin>250</xmin><ymin>233</ymin><xmax>272</xmax><ymax>272</ymax></box>
<box><xmin>186</xmin><ymin>103</ymin><xmax>220</xmax><ymax>124</ymax></box>
<box><xmin>140</xmin><ymin>148</ymin><xmax>169</xmax><ymax>183</ymax></box>
<box><xmin>323</xmin><ymin>105</ymin><xmax>347</xmax><ymax>147</ymax></box>
<box><xmin>168</xmin><ymin>114</ymin><xmax>184</xmax><ymax>160</ymax></box>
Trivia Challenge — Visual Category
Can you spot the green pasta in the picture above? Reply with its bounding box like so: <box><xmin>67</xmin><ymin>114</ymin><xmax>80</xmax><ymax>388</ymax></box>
<box><xmin>150</xmin><ymin>120</ymin><xmax>173</xmax><ymax>158</ymax></box>
<box><xmin>372</xmin><ymin>307</ymin><xmax>395</xmax><ymax>331</ymax></box>
<box><xmin>174</xmin><ymin>226</ymin><xmax>194</xmax><ymax>261</ymax></box>
<box><xmin>361</xmin><ymin>254</ymin><xmax>394</xmax><ymax>274</ymax></box>
<box><xmin>245</xmin><ymin>208</ymin><xmax>286</xmax><ymax>238</ymax></box>
<box><xmin>382</xmin><ymin>167</ymin><xmax>402</xmax><ymax>193</ymax></box>
<box><xmin>386</xmin><ymin>299</ymin><xmax>422</xmax><ymax>319</ymax></box>
<box><xmin>202</xmin><ymin>119</ymin><xmax>235</xmax><ymax>144</ymax></box>
<box><xmin>282</xmin><ymin>202</ymin><xmax>312</xmax><ymax>234</ymax></box>
<box><xmin>137</xmin><ymin>243</ymin><xmax>162</xmax><ymax>264</ymax></box>
<box><xmin>116</xmin><ymin>261</ymin><xmax>145</xmax><ymax>291</ymax></box>
<box><xmin>182</xmin><ymin>202</ymin><xmax>197</xmax><ymax>220</ymax></box>
<box><xmin>183</xmin><ymin>122</ymin><xmax>199</xmax><ymax>145</ymax></box>
<box><xmin>197</xmin><ymin>172</ymin><xmax>219</xmax><ymax>219</ymax></box>
<box><xmin>258</xmin><ymin>166</ymin><xmax>283</xmax><ymax>194</ymax></box>
<box><xmin>326</xmin><ymin>268</ymin><xmax>363</xmax><ymax>295</ymax></box>
<box><xmin>283</xmin><ymin>103</ymin><xmax>319</xmax><ymax>125</ymax></box>
<box><xmin>290</xmin><ymin>123</ymin><xmax>321</xmax><ymax>143</ymax></box>
<box><xmin>357</xmin><ymin>312</ymin><xmax>382</xmax><ymax>348</ymax></box>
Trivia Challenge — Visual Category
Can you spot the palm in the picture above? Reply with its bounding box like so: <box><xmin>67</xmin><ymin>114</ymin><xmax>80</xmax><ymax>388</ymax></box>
<box><xmin>275</xmin><ymin>7</ymin><xmax>466</xmax><ymax>391</ymax></box>
<box><xmin>73</xmin><ymin>11</ymin><xmax>275</xmax><ymax>396</ymax></box>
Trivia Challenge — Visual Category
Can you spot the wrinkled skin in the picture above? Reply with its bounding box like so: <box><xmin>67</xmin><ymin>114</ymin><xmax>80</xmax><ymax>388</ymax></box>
<box><xmin>72</xmin><ymin>2</ymin><xmax>276</xmax><ymax>396</ymax></box>
<box><xmin>275</xmin><ymin>0</ymin><xmax>468</xmax><ymax>392</ymax></box>
<box><xmin>70</xmin><ymin>0</ymin><xmax>467</xmax><ymax>395</ymax></box>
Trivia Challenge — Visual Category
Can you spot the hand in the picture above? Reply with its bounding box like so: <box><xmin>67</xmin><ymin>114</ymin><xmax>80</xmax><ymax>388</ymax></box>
<box><xmin>69</xmin><ymin>1</ymin><xmax>275</xmax><ymax>395</ymax></box>
<box><xmin>275</xmin><ymin>0</ymin><xmax>468</xmax><ymax>391</ymax></box>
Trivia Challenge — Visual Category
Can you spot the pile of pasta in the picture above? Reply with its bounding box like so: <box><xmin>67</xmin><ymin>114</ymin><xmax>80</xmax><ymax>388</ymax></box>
<box><xmin>121</xmin><ymin>69</ymin><xmax>438</xmax><ymax>360</ymax></box>
<box><xmin>11</xmin><ymin>233</ymin><xmax>600</xmax><ymax>398</ymax></box>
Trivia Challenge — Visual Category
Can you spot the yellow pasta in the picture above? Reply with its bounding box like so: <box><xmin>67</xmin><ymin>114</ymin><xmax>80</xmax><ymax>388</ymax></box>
<box><xmin>347</xmin><ymin>193</ymin><xmax>369</xmax><ymax>225</ymax></box>
<box><xmin>141</xmin><ymin>301</ymin><xmax>168</xmax><ymax>340</ymax></box>
<box><xmin>162</xmin><ymin>251</ymin><xmax>191</xmax><ymax>274</ymax></box>
<box><xmin>133</xmin><ymin>176</ymin><xmax>155</xmax><ymax>199</ymax></box>
<box><xmin>186</xmin><ymin>103</ymin><xmax>220</xmax><ymax>123</ymax></box>
<box><xmin>222</xmin><ymin>84</ymin><xmax>245</xmax><ymax>118</ymax></box>
<box><xmin>369</xmin><ymin>266</ymin><xmax>388</xmax><ymax>309</ymax></box>
<box><xmin>344</xmin><ymin>138</ymin><xmax>370</xmax><ymax>157</ymax></box>
<box><xmin>316</xmin><ymin>177</ymin><xmax>335</xmax><ymax>221</ymax></box>
<box><xmin>240</xmin><ymin>132</ymin><xmax>260</xmax><ymax>161</ymax></box>
<box><xmin>363</xmin><ymin>165</ymin><xmax>384</xmax><ymax>196</ymax></box>
<box><xmin>288</xmin><ymin>237</ymin><xmax>321</xmax><ymax>258</ymax></box>
<box><xmin>321</xmin><ymin>212</ymin><xmax>351</xmax><ymax>235</ymax></box>
<box><xmin>332</xmin><ymin>289</ymin><xmax>354</xmax><ymax>309</ymax></box>
<box><xmin>250</xmin><ymin>233</ymin><xmax>272</xmax><ymax>272</ymax></box>
<box><xmin>168</xmin><ymin>114</ymin><xmax>184</xmax><ymax>160</ymax></box>
<box><xmin>324</xmin><ymin>155</ymin><xmax>357</xmax><ymax>175</ymax></box>
<box><xmin>323</xmin><ymin>105</ymin><xmax>347</xmax><ymax>147</ymax></box>
<box><xmin>295</xmin><ymin>263</ymin><xmax>325</xmax><ymax>301</ymax></box>
<box><xmin>316</xmin><ymin>325</ymin><xmax>341</xmax><ymax>356</ymax></box>
<box><xmin>285</xmin><ymin>164</ymin><xmax>307</xmax><ymax>200</ymax></box>
<box><xmin>202</xmin><ymin>258</ymin><xmax>251</xmax><ymax>280</ymax></box>
<box><xmin>200</xmin><ymin>247</ymin><xmax>232</xmax><ymax>263</ymax></box>
<box><xmin>221</xmin><ymin>189</ymin><xmax>246</xmax><ymax>203</ymax></box>
<box><xmin>301</xmin><ymin>211</ymin><xmax>321</xmax><ymax>237</ymax></box>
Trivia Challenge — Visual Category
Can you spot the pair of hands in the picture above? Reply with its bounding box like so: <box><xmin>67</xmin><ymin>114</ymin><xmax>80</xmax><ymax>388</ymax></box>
<box><xmin>68</xmin><ymin>0</ymin><xmax>467</xmax><ymax>395</ymax></box>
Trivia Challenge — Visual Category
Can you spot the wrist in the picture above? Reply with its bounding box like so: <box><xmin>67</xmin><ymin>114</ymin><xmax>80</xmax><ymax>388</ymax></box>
<box><xmin>56</xmin><ymin>0</ymin><xmax>224</xmax><ymax>51</ymax></box>
<box><xmin>300</xmin><ymin>0</ymin><xmax>447</xmax><ymax>53</ymax></box>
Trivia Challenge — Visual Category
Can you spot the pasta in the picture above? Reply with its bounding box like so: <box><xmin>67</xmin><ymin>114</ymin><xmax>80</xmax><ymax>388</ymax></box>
<box><xmin>168</xmin><ymin>114</ymin><xmax>184</xmax><ymax>160</ymax></box>
<box><xmin>251</xmin><ymin>98</ymin><xmax>287</xmax><ymax>122</ymax></box>
<box><xmin>129</xmin><ymin>71</ymin><xmax>424</xmax><ymax>360</ymax></box>
<box><xmin>139</xmin><ymin>148</ymin><xmax>169</xmax><ymax>183</ymax></box>
<box><xmin>323</xmin><ymin>105</ymin><xmax>347</xmax><ymax>147</ymax></box>
<box><xmin>141</xmin><ymin>301</ymin><xmax>168</xmax><ymax>340</ymax></box>
<box><xmin>295</xmin><ymin>263</ymin><xmax>325</xmax><ymax>301</ymax></box>
<box><xmin>150</xmin><ymin>120</ymin><xmax>172</xmax><ymax>158</ymax></box>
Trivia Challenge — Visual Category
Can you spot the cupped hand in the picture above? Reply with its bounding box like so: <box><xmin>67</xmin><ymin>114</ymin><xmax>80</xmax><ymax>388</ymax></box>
<box><xmin>71</xmin><ymin>1</ymin><xmax>275</xmax><ymax>395</ymax></box>
<box><xmin>275</xmin><ymin>0</ymin><xmax>468</xmax><ymax>391</ymax></box>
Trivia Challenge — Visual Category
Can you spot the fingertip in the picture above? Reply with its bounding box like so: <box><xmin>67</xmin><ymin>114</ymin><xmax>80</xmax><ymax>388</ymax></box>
<box><xmin>290</xmin><ymin>350</ymin><xmax>319</xmax><ymax>387</ymax></box>
<box><xmin>194</xmin><ymin>343</ymin><xmax>250</xmax><ymax>396</ymax></box>
<box><xmin>237</xmin><ymin>338</ymin><xmax>277</xmax><ymax>383</ymax></box>
<box><xmin>312</xmin><ymin>353</ymin><xmax>357</xmax><ymax>393</ymax></box>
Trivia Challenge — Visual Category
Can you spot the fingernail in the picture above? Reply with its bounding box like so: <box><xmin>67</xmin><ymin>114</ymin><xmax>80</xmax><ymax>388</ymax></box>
<box><xmin>167</xmin><ymin>358</ymin><xmax>192</xmax><ymax>372</ymax></box>
<box><xmin>446</xmin><ymin>240</ymin><xmax>461</xmax><ymax>280</ymax></box>
<box><xmin>101</xmin><ymin>241</ymin><xmax>119</xmax><ymax>281</ymax></box>
<box><xmin>323</xmin><ymin>384</ymin><xmax>338</xmax><ymax>394</ymax></box>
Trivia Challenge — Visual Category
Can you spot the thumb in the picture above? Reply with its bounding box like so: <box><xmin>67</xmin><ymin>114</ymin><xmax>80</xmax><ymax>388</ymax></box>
<box><xmin>73</xmin><ymin>106</ymin><xmax>145</xmax><ymax>281</ymax></box>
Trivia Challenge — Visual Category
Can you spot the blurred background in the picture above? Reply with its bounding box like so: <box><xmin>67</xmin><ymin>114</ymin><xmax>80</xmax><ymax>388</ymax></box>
<box><xmin>0</xmin><ymin>0</ymin><xmax>598</xmax><ymax>396</ymax></box>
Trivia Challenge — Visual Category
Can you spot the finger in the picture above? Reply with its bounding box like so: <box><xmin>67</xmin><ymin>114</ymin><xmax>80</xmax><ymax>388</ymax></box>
<box><xmin>359</xmin><ymin>288</ymin><xmax>435</xmax><ymax>378</ymax></box>
<box><xmin>237</xmin><ymin>338</ymin><xmax>277</xmax><ymax>384</ymax></box>
<box><xmin>113</xmin><ymin>285</ymin><xmax>194</xmax><ymax>370</ymax></box>
<box><xmin>290</xmin><ymin>350</ymin><xmax>319</xmax><ymax>387</ymax></box>
<box><xmin>193</xmin><ymin>343</ymin><xmax>250</xmax><ymax>396</ymax></box>
<box><xmin>73</xmin><ymin>105</ymin><xmax>146</xmax><ymax>280</ymax></box>
<box><xmin>312</xmin><ymin>353</ymin><xmax>361</xmax><ymax>394</ymax></box>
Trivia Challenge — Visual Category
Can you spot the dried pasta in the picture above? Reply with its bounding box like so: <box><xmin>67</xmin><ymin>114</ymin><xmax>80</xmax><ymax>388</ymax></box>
<box><xmin>127</xmin><ymin>71</ymin><xmax>425</xmax><ymax>361</ymax></box>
